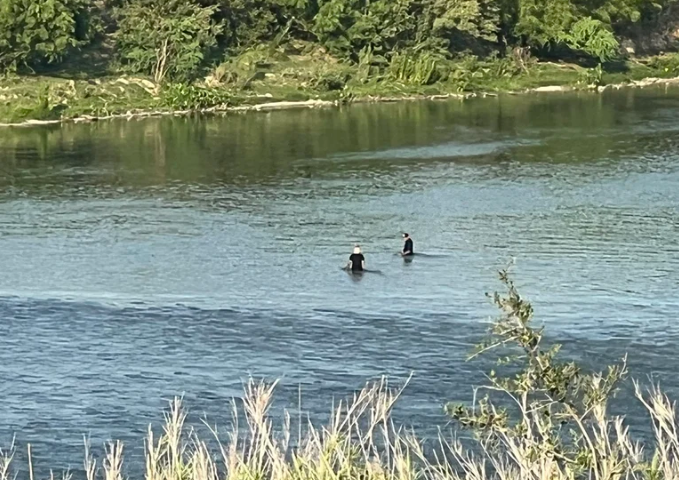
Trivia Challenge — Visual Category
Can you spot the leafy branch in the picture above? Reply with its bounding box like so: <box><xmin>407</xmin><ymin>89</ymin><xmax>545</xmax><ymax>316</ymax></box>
<box><xmin>447</xmin><ymin>265</ymin><xmax>630</xmax><ymax>477</ymax></box>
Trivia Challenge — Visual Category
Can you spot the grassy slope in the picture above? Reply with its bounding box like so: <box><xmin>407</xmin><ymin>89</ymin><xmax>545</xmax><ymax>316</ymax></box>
<box><xmin>0</xmin><ymin>45</ymin><xmax>677</xmax><ymax>124</ymax></box>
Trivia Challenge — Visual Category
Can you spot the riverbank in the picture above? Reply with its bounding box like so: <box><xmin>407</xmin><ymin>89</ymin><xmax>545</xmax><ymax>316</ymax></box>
<box><xmin>2</xmin><ymin>53</ymin><xmax>679</xmax><ymax>127</ymax></box>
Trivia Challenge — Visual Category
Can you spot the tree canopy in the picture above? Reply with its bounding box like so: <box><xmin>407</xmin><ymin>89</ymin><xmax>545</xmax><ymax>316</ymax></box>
<box><xmin>1</xmin><ymin>0</ymin><xmax>678</xmax><ymax>78</ymax></box>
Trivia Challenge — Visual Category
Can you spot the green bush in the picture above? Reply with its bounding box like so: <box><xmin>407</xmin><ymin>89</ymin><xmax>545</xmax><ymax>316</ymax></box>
<box><xmin>577</xmin><ymin>63</ymin><xmax>604</xmax><ymax>87</ymax></box>
<box><xmin>113</xmin><ymin>0</ymin><xmax>224</xmax><ymax>84</ymax></box>
<box><xmin>0</xmin><ymin>0</ymin><xmax>94</xmax><ymax>72</ymax></box>
<box><xmin>446</xmin><ymin>54</ymin><xmax>485</xmax><ymax>91</ymax></box>
<box><xmin>388</xmin><ymin>50</ymin><xmax>449</xmax><ymax>85</ymax></box>
<box><xmin>563</xmin><ymin>17</ymin><xmax>619</xmax><ymax>62</ymax></box>
<box><xmin>310</xmin><ymin>70</ymin><xmax>350</xmax><ymax>91</ymax></box>
<box><xmin>161</xmin><ymin>83</ymin><xmax>231</xmax><ymax>109</ymax></box>
<box><xmin>512</xmin><ymin>0</ymin><xmax>622</xmax><ymax>62</ymax></box>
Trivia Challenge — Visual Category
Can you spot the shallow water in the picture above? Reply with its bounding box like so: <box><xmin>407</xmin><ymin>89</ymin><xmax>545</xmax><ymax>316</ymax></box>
<box><xmin>1</xmin><ymin>88</ymin><xmax>679</xmax><ymax>476</ymax></box>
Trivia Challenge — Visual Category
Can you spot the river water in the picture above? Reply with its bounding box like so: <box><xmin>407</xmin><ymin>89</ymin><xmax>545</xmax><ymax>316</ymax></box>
<box><xmin>1</xmin><ymin>88</ymin><xmax>679</xmax><ymax>476</ymax></box>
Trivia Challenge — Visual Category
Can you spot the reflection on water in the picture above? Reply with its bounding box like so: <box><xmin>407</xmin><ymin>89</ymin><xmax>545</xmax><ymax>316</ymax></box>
<box><xmin>1</xmin><ymin>87</ymin><xmax>679</xmax><ymax>477</ymax></box>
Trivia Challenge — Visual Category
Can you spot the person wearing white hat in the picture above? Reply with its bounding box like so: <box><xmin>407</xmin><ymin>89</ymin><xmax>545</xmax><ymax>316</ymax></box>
<box><xmin>347</xmin><ymin>245</ymin><xmax>365</xmax><ymax>272</ymax></box>
<box><xmin>401</xmin><ymin>233</ymin><xmax>414</xmax><ymax>257</ymax></box>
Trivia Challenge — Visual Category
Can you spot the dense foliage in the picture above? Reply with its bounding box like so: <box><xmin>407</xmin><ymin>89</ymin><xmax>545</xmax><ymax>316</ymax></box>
<box><xmin>1</xmin><ymin>0</ymin><xmax>679</xmax><ymax>79</ymax></box>
<box><xmin>0</xmin><ymin>0</ymin><xmax>95</xmax><ymax>71</ymax></box>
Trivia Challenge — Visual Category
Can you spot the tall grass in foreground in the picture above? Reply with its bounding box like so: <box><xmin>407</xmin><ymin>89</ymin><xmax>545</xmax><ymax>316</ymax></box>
<box><xmin>3</xmin><ymin>267</ymin><xmax>679</xmax><ymax>480</ymax></box>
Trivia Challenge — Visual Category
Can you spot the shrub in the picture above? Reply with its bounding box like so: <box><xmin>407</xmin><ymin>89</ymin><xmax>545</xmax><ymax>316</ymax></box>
<box><xmin>448</xmin><ymin>266</ymin><xmax>631</xmax><ymax>477</ymax></box>
<box><xmin>563</xmin><ymin>17</ymin><xmax>620</xmax><ymax>63</ymax></box>
<box><xmin>161</xmin><ymin>83</ymin><xmax>231</xmax><ymax>109</ymax></box>
<box><xmin>388</xmin><ymin>50</ymin><xmax>449</xmax><ymax>85</ymax></box>
<box><xmin>310</xmin><ymin>70</ymin><xmax>350</xmax><ymax>91</ymax></box>
<box><xmin>447</xmin><ymin>54</ymin><xmax>485</xmax><ymax>91</ymax></box>
<box><xmin>577</xmin><ymin>63</ymin><xmax>604</xmax><ymax>87</ymax></box>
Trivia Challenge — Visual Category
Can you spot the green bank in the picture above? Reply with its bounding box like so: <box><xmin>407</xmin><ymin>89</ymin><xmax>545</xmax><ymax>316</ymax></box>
<box><xmin>4</xmin><ymin>0</ymin><xmax>679</xmax><ymax>123</ymax></box>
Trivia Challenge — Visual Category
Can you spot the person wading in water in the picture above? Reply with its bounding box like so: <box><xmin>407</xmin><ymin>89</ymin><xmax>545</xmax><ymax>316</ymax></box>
<box><xmin>401</xmin><ymin>233</ymin><xmax>414</xmax><ymax>257</ymax></box>
<box><xmin>347</xmin><ymin>245</ymin><xmax>365</xmax><ymax>272</ymax></box>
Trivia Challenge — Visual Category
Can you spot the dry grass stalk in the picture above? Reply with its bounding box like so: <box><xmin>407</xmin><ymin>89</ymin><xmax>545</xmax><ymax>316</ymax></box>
<box><xmin>0</xmin><ymin>438</ymin><xmax>15</xmax><ymax>480</ymax></box>
<box><xmin>6</xmin><ymin>376</ymin><xmax>679</xmax><ymax>480</ymax></box>
<box><xmin>104</xmin><ymin>440</ymin><xmax>124</xmax><ymax>480</ymax></box>
<box><xmin>84</xmin><ymin>437</ymin><xmax>97</xmax><ymax>480</ymax></box>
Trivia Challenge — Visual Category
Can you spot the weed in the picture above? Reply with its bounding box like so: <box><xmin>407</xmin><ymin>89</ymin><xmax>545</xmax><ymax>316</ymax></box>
<box><xmin>161</xmin><ymin>83</ymin><xmax>231</xmax><ymax>110</ymax></box>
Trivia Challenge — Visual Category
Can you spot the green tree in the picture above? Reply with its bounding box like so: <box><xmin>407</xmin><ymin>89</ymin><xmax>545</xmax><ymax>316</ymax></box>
<box><xmin>3</xmin><ymin>0</ymin><xmax>679</xmax><ymax>87</ymax></box>
<box><xmin>113</xmin><ymin>0</ymin><xmax>224</xmax><ymax>84</ymax></box>
<box><xmin>313</xmin><ymin>0</ymin><xmax>424</xmax><ymax>59</ymax></box>
<box><xmin>0</xmin><ymin>0</ymin><xmax>93</xmax><ymax>72</ymax></box>
<box><xmin>312</xmin><ymin>0</ymin><xmax>498</xmax><ymax>59</ymax></box>
<box><xmin>210</xmin><ymin>0</ymin><xmax>315</xmax><ymax>52</ymax></box>
<box><xmin>512</xmin><ymin>0</ymin><xmax>620</xmax><ymax>61</ymax></box>
<box><xmin>428</xmin><ymin>0</ymin><xmax>500</xmax><ymax>44</ymax></box>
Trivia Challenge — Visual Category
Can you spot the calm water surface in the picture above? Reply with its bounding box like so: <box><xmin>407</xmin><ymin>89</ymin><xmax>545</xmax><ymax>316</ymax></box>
<box><xmin>1</xmin><ymin>88</ymin><xmax>679</xmax><ymax>476</ymax></box>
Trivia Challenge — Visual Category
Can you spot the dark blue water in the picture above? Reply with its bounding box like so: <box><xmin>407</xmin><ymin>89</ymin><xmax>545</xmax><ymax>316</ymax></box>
<box><xmin>1</xmin><ymin>88</ymin><xmax>679</xmax><ymax>476</ymax></box>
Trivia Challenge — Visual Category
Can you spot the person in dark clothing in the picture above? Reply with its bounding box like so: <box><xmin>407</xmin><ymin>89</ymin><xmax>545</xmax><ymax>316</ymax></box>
<box><xmin>347</xmin><ymin>245</ymin><xmax>365</xmax><ymax>272</ymax></box>
<box><xmin>401</xmin><ymin>233</ymin><xmax>414</xmax><ymax>256</ymax></box>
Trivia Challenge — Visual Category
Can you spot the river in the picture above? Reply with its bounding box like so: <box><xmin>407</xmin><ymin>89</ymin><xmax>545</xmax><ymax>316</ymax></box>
<box><xmin>1</xmin><ymin>88</ymin><xmax>678</xmax><ymax>477</ymax></box>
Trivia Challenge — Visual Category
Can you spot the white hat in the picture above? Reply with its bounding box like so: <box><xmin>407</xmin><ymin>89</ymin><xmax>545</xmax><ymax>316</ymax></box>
<box><xmin>353</xmin><ymin>246</ymin><xmax>361</xmax><ymax>254</ymax></box>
